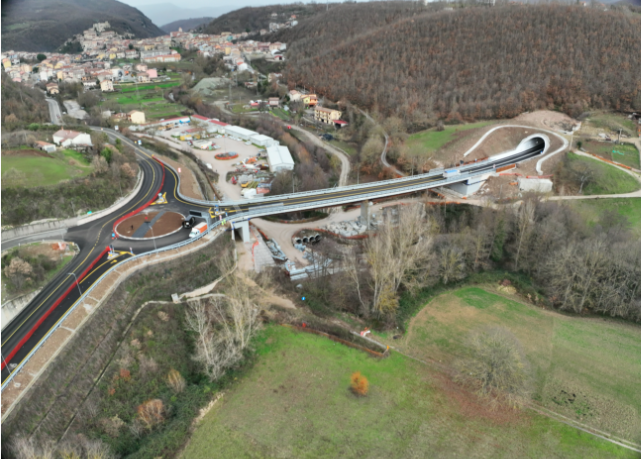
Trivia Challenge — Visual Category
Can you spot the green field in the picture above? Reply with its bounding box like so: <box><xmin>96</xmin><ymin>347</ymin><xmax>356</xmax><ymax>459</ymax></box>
<box><xmin>567</xmin><ymin>152</ymin><xmax>640</xmax><ymax>195</ymax></box>
<box><xmin>407</xmin><ymin>121</ymin><xmax>493</xmax><ymax>156</ymax></box>
<box><xmin>332</xmin><ymin>139</ymin><xmax>358</xmax><ymax>156</ymax></box>
<box><xmin>565</xmin><ymin>198</ymin><xmax>641</xmax><ymax>235</ymax></box>
<box><xmin>104</xmin><ymin>84</ymin><xmax>186</xmax><ymax>121</ymax></box>
<box><xmin>1</xmin><ymin>149</ymin><xmax>92</xmax><ymax>188</ymax></box>
<box><xmin>118</xmin><ymin>81</ymin><xmax>181</xmax><ymax>93</ymax></box>
<box><xmin>586</xmin><ymin>113</ymin><xmax>638</xmax><ymax>137</ymax></box>
<box><xmin>182</xmin><ymin>324</ymin><xmax>636</xmax><ymax>458</ymax></box>
<box><xmin>583</xmin><ymin>140</ymin><xmax>640</xmax><ymax>169</ymax></box>
<box><xmin>387</xmin><ymin>287</ymin><xmax>641</xmax><ymax>441</ymax></box>
<box><xmin>270</xmin><ymin>107</ymin><xmax>290</xmax><ymax>121</ymax></box>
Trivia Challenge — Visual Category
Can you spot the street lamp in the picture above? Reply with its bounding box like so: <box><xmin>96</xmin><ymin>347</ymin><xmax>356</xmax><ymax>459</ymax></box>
<box><xmin>68</xmin><ymin>272</ymin><xmax>82</xmax><ymax>295</ymax></box>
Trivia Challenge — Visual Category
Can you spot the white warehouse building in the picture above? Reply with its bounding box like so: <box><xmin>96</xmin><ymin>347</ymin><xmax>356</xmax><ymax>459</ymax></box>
<box><xmin>250</xmin><ymin>133</ymin><xmax>278</xmax><ymax>147</ymax></box>
<box><xmin>224</xmin><ymin>125</ymin><xmax>257</xmax><ymax>142</ymax></box>
<box><xmin>266</xmin><ymin>145</ymin><xmax>294</xmax><ymax>172</ymax></box>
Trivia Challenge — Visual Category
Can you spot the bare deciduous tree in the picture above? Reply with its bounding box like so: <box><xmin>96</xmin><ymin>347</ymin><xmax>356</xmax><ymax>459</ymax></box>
<box><xmin>455</xmin><ymin>326</ymin><xmax>531</xmax><ymax>408</ymax></box>
<box><xmin>513</xmin><ymin>195</ymin><xmax>539</xmax><ymax>271</ymax></box>
<box><xmin>185</xmin><ymin>281</ymin><xmax>261</xmax><ymax>381</ymax></box>
<box><xmin>4</xmin><ymin>257</ymin><xmax>33</xmax><ymax>290</ymax></box>
<box><xmin>366</xmin><ymin>203</ymin><xmax>434</xmax><ymax>317</ymax></box>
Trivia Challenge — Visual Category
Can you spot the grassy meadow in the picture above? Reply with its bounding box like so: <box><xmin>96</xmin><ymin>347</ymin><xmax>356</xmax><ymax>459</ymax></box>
<box><xmin>1</xmin><ymin>149</ymin><xmax>92</xmax><ymax>188</ymax></box>
<box><xmin>406</xmin><ymin>121</ymin><xmax>493</xmax><ymax>156</ymax></box>
<box><xmin>181</xmin><ymin>324</ymin><xmax>637</xmax><ymax>458</ymax></box>
<box><xmin>585</xmin><ymin>113</ymin><xmax>638</xmax><ymax>137</ymax></box>
<box><xmin>582</xmin><ymin>140</ymin><xmax>640</xmax><ymax>169</ymax></box>
<box><xmin>386</xmin><ymin>287</ymin><xmax>641</xmax><ymax>442</ymax></box>
<box><xmin>106</xmin><ymin>77</ymin><xmax>185</xmax><ymax>120</ymax></box>
<box><xmin>565</xmin><ymin>198</ymin><xmax>641</xmax><ymax>236</ymax></box>
<box><xmin>566</xmin><ymin>152</ymin><xmax>640</xmax><ymax>195</ymax></box>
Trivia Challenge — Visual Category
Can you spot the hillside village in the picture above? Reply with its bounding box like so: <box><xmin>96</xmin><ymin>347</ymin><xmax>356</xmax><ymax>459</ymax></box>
<box><xmin>1</xmin><ymin>20</ymin><xmax>289</xmax><ymax>88</ymax></box>
<box><xmin>1</xmin><ymin>3</ymin><xmax>641</xmax><ymax>459</ymax></box>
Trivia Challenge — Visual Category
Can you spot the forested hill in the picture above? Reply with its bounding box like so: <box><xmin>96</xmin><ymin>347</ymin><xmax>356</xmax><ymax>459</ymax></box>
<box><xmin>1</xmin><ymin>0</ymin><xmax>164</xmax><ymax>52</ymax></box>
<box><xmin>1</xmin><ymin>76</ymin><xmax>49</xmax><ymax>129</ymax></box>
<box><xmin>199</xmin><ymin>4</ymin><xmax>329</xmax><ymax>35</ymax></box>
<box><xmin>280</xmin><ymin>4</ymin><xmax>641</xmax><ymax>127</ymax></box>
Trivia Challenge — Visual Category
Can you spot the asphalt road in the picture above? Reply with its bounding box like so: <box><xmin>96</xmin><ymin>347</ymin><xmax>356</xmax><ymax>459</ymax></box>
<box><xmin>216</xmin><ymin>138</ymin><xmax>546</xmax><ymax>216</ymax></box>
<box><xmin>0</xmin><ymin>127</ymin><xmax>544</xmax><ymax>385</ymax></box>
<box><xmin>0</xmin><ymin>130</ymin><xmax>190</xmax><ymax>384</ymax></box>
<box><xmin>45</xmin><ymin>98</ymin><xmax>62</xmax><ymax>125</ymax></box>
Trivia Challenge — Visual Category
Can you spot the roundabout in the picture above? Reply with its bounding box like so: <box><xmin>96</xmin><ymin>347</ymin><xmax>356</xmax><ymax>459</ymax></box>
<box><xmin>115</xmin><ymin>210</ymin><xmax>185</xmax><ymax>240</ymax></box>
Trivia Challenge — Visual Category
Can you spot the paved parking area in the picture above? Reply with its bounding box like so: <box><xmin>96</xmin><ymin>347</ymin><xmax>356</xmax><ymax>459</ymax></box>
<box><xmin>157</xmin><ymin>128</ymin><xmax>264</xmax><ymax>200</ymax></box>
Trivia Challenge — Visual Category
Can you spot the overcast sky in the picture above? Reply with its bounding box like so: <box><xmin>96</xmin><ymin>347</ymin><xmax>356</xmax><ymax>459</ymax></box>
<box><xmin>117</xmin><ymin>0</ymin><xmax>360</xmax><ymax>25</ymax></box>
<box><xmin>119</xmin><ymin>0</ymin><xmax>347</xmax><ymax>8</ymax></box>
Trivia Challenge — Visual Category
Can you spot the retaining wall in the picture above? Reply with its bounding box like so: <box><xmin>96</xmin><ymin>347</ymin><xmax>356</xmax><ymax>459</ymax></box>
<box><xmin>1</xmin><ymin>290</ymin><xmax>42</xmax><ymax>331</ymax></box>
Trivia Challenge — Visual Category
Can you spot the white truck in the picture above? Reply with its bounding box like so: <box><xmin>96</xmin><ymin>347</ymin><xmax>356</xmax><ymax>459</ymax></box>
<box><xmin>189</xmin><ymin>222</ymin><xmax>207</xmax><ymax>238</ymax></box>
<box><xmin>241</xmin><ymin>188</ymin><xmax>257</xmax><ymax>199</ymax></box>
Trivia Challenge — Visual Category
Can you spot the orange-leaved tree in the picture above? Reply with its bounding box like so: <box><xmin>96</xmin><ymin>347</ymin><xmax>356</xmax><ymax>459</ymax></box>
<box><xmin>137</xmin><ymin>399</ymin><xmax>165</xmax><ymax>429</ymax></box>
<box><xmin>350</xmin><ymin>371</ymin><xmax>369</xmax><ymax>396</ymax></box>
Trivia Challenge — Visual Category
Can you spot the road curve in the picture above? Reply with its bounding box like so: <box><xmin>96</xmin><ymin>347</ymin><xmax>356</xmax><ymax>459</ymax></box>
<box><xmin>1</xmin><ymin>134</ymin><xmax>165</xmax><ymax>385</ymax></box>
<box><xmin>289</xmin><ymin>124</ymin><xmax>350</xmax><ymax>187</ymax></box>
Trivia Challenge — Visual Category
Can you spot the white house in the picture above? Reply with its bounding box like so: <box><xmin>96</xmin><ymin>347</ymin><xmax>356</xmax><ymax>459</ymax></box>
<box><xmin>52</xmin><ymin>129</ymin><xmax>93</xmax><ymax>148</ymax></box>
<box><xmin>288</xmin><ymin>89</ymin><xmax>301</xmax><ymax>102</ymax></box>
<box><xmin>266</xmin><ymin>145</ymin><xmax>294</xmax><ymax>172</ymax></box>
<box><xmin>35</xmin><ymin>141</ymin><xmax>56</xmax><ymax>153</ymax></box>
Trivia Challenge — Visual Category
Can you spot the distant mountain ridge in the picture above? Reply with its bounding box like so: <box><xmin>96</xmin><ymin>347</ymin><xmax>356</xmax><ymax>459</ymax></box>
<box><xmin>161</xmin><ymin>17</ymin><xmax>214</xmax><ymax>33</ymax></box>
<box><xmin>136</xmin><ymin>3</ymin><xmax>232</xmax><ymax>28</ymax></box>
<box><xmin>1</xmin><ymin>0</ymin><xmax>164</xmax><ymax>52</ymax></box>
<box><xmin>199</xmin><ymin>4</ymin><xmax>329</xmax><ymax>35</ymax></box>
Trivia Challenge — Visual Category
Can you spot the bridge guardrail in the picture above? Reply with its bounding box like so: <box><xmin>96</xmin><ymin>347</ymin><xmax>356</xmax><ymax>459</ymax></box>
<box><xmin>154</xmin><ymin>155</ymin><xmax>477</xmax><ymax>209</ymax></box>
<box><xmin>1</xmin><ymin>222</ymin><xmax>225</xmax><ymax>391</ymax></box>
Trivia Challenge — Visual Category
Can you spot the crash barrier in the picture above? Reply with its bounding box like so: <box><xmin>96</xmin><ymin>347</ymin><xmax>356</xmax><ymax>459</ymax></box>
<box><xmin>113</xmin><ymin>157</ymin><xmax>165</xmax><ymax>237</ymax></box>
<box><xmin>1</xmin><ymin>246</ymin><xmax>109</xmax><ymax>373</ymax></box>
<box><xmin>4</xmin><ymin>159</ymin><xmax>166</xmax><ymax>388</ymax></box>
<box><xmin>1</xmin><ymin>221</ymin><xmax>227</xmax><ymax>391</ymax></box>
<box><xmin>1</xmin><ymin>170</ymin><xmax>143</xmax><ymax>242</ymax></box>
<box><xmin>498</xmin><ymin>172</ymin><xmax>524</xmax><ymax>177</ymax></box>
<box><xmin>496</xmin><ymin>164</ymin><xmax>516</xmax><ymax>173</ymax></box>
<box><xmin>77</xmin><ymin>169</ymin><xmax>144</xmax><ymax>225</ymax></box>
<box><xmin>584</xmin><ymin>151</ymin><xmax>633</xmax><ymax>170</ymax></box>
<box><xmin>284</xmin><ymin>324</ymin><xmax>389</xmax><ymax>358</ymax></box>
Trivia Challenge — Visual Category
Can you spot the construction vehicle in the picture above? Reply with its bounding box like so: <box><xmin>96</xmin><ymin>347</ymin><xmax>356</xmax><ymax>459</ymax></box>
<box><xmin>189</xmin><ymin>222</ymin><xmax>207</xmax><ymax>238</ymax></box>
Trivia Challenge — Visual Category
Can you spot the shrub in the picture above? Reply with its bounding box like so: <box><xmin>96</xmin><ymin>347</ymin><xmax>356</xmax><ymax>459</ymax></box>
<box><xmin>137</xmin><ymin>399</ymin><xmax>165</xmax><ymax>430</ymax></box>
<box><xmin>455</xmin><ymin>326</ymin><xmax>531</xmax><ymax>407</ymax></box>
<box><xmin>350</xmin><ymin>371</ymin><xmax>369</xmax><ymax>396</ymax></box>
<box><xmin>166</xmin><ymin>369</ymin><xmax>186</xmax><ymax>393</ymax></box>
